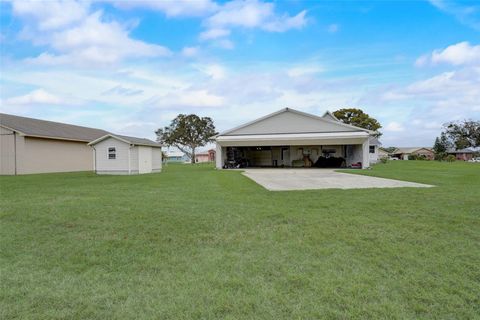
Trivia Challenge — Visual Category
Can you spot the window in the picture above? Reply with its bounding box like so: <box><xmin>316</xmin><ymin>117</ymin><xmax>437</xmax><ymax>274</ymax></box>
<box><xmin>369</xmin><ymin>146</ymin><xmax>375</xmax><ymax>154</ymax></box>
<box><xmin>108</xmin><ymin>147</ymin><xmax>116</xmax><ymax>159</ymax></box>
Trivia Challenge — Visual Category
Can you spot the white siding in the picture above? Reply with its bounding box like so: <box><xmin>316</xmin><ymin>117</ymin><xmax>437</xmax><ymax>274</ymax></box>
<box><xmin>93</xmin><ymin>137</ymin><xmax>130</xmax><ymax>174</ymax></box>
<box><xmin>227</xmin><ymin>111</ymin><xmax>359</xmax><ymax>135</ymax></box>
<box><xmin>152</xmin><ymin>148</ymin><xmax>162</xmax><ymax>172</ymax></box>
<box><xmin>130</xmin><ymin>146</ymin><xmax>139</xmax><ymax>174</ymax></box>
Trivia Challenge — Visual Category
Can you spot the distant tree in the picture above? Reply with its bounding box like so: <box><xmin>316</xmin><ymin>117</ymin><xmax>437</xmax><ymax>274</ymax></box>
<box><xmin>333</xmin><ymin>108</ymin><xmax>382</xmax><ymax>137</ymax></box>
<box><xmin>155</xmin><ymin>114</ymin><xmax>217</xmax><ymax>164</ymax></box>
<box><xmin>383</xmin><ymin>147</ymin><xmax>397</xmax><ymax>154</ymax></box>
<box><xmin>432</xmin><ymin>132</ymin><xmax>451</xmax><ymax>161</ymax></box>
<box><xmin>443</xmin><ymin>120</ymin><xmax>480</xmax><ymax>149</ymax></box>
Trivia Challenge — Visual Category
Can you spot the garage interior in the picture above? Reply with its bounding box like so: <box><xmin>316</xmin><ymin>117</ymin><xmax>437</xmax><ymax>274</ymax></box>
<box><xmin>224</xmin><ymin>145</ymin><xmax>362</xmax><ymax>168</ymax></box>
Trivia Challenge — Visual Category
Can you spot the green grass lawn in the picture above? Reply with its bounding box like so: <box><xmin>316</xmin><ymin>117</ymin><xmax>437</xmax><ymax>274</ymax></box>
<box><xmin>1</xmin><ymin>161</ymin><xmax>479</xmax><ymax>319</ymax></box>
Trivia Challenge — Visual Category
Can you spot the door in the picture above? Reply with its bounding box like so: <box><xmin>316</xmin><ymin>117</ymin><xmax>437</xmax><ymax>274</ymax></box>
<box><xmin>138</xmin><ymin>146</ymin><xmax>152</xmax><ymax>174</ymax></box>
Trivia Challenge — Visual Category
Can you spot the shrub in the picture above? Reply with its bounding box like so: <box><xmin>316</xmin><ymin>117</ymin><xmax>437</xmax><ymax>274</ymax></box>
<box><xmin>434</xmin><ymin>152</ymin><xmax>447</xmax><ymax>161</ymax></box>
<box><xmin>380</xmin><ymin>157</ymin><xmax>388</xmax><ymax>164</ymax></box>
<box><xmin>446</xmin><ymin>155</ymin><xmax>456</xmax><ymax>162</ymax></box>
<box><xmin>408</xmin><ymin>154</ymin><xmax>418</xmax><ymax>160</ymax></box>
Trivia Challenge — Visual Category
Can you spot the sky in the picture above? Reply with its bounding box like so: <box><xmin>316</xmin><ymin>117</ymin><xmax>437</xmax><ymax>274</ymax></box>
<box><xmin>0</xmin><ymin>0</ymin><xmax>479</xmax><ymax>147</ymax></box>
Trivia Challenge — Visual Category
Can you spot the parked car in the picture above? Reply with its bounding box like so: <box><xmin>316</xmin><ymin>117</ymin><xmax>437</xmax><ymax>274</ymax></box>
<box><xmin>388</xmin><ymin>157</ymin><xmax>399</xmax><ymax>160</ymax></box>
<box><xmin>468</xmin><ymin>157</ymin><xmax>480</xmax><ymax>163</ymax></box>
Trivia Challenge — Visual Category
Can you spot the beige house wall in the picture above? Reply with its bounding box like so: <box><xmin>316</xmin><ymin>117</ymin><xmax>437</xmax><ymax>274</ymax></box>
<box><xmin>20</xmin><ymin>137</ymin><xmax>93</xmax><ymax>174</ymax></box>
<box><xmin>0</xmin><ymin>127</ymin><xmax>18</xmax><ymax>175</ymax></box>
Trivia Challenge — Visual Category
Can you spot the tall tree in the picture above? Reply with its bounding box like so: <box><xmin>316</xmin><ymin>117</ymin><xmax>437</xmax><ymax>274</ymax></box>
<box><xmin>432</xmin><ymin>132</ymin><xmax>451</xmax><ymax>160</ymax></box>
<box><xmin>443</xmin><ymin>120</ymin><xmax>480</xmax><ymax>149</ymax></box>
<box><xmin>333</xmin><ymin>108</ymin><xmax>382</xmax><ymax>137</ymax></box>
<box><xmin>155</xmin><ymin>114</ymin><xmax>217</xmax><ymax>164</ymax></box>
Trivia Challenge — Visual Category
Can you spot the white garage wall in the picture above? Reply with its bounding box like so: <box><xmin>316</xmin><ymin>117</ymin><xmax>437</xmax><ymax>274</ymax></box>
<box><xmin>152</xmin><ymin>148</ymin><xmax>162</xmax><ymax>172</ymax></box>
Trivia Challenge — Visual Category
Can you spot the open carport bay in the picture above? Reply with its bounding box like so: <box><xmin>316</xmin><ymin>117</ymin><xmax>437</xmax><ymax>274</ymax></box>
<box><xmin>242</xmin><ymin>168</ymin><xmax>433</xmax><ymax>191</ymax></box>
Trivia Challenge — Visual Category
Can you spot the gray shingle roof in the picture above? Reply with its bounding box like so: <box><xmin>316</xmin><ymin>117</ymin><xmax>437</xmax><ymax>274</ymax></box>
<box><xmin>0</xmin><ymin>113</ymin><xmax>108</xmax><ymax>142</ymax></box>
<box><xmin>113</xmin><ymin>134</ymin><xmax>162</xmax><ymax>147</ymax></box>
<box><xmin>447</xmin><ymin>148</ymin><xmax>475</xmax><ymax>154</ymax></box>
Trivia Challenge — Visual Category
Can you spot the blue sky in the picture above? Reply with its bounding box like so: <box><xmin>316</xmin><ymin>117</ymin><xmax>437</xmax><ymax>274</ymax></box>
<box><xmin>1</xmin><ymin>0</ymin><xmax>479</xmax><ymax>147</ymax></box>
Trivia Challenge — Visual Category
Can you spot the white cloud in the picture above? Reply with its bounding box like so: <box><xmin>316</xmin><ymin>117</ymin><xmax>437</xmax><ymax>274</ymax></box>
<box><xmin>181</xmin><ymin>46</ymin><xmax>200</xmax><ymax>57</ymax></box>
<box><xmin>287</xmin><ymin>65</ymin><xmax>323</xmax><ymax>77</ymax></box>
<box><xmin>3</xmin><ymin>89</ymin><xmax>64</xmax><ymax>105</ymax></box>
<box><xmin>112</xmin><ymin>0</ymin><xmax>218</xmax><ymax>18</ymax></box>
<box><xmin>11</xmin><ymin>2</ymin><xmax>171</xmax><ymax>66</ymax></box>
<box><xmin>385</xmin><ymin>122</ymin><xmax>404</xmax><ymax>132</ymax></box>
<box><xmin>199</xmin><ymin>28</ymin><xmax>231</xmax><ymax>41</ymax></box>
<box><xmin>12</xmin><ymin>0</ymin><xmax>88</xmax><ymax>31</ymax></box>
<box><xmin>205</xmin><ymin>0</ymin><xmax>307</xmax><ymax>32</ymax></box>
<box><xmin>416</xmin><ymin>42</ymin><xmax>480</xmax><ymax>66</ymax></box>
<box><xmin>429</xmin><ymin>0</ymin><xmax>480</xmax><ymax>30</ymax></box>
<box><xmin>195</xmin><ymin>64</ymin><xmax>227</xmax><ymax>80</ymax></box>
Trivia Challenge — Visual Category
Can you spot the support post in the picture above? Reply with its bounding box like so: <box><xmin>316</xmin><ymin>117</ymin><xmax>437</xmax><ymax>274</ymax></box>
<box><xmin>215</xmin><ymin>143</ymin><xmax>223</xmax><ymax>169</ymax></box>
<box><xmin>362</xmin><ymin>139</ymin><xmax>370</xmax><ymax>169</ymax></box>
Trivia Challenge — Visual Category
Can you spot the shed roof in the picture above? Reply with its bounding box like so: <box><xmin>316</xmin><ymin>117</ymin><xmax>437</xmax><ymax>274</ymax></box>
<box><xmin>88</xmin><ymin>134</ymin><xmax>162</xmax><ymax>148</ymax></box>
<box><xmin>0</xmin><ymin>113</ymin><xmax>108</xmax><ymax>142</ymax></box>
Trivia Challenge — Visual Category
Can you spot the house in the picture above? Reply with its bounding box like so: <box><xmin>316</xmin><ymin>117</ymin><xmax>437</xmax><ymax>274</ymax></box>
<box><xmin>1</xmin><ymin>113</ymin><xmax>108</xmax><ymax>175</ymax></box>
<box><xmin>369</xmin><ymin>137</ymin><xmax>382</xmax><ymax>164</ymax></box>
<box><xmin>392</xmin><ymin>147</ymin><xmax>434</xmax><ymax>160</ymax></box>
<box><xmin>195</xmin><ymin>149</ymin><xmax>216</xmax><ymax>163</ymax></box>
<box><xmin>378</xmin><ymin>148</ymin><xmax>389</xmax><ymax>159</ymax></box>
<box><xmin>447</xmin><ymin>148</ymin><xmax>475</xmax><ymax>161</ymax></box>
<box><xmin>88</xmin><ymin>134</ymin><xmax>162</xmax><ymax>175</ymax></box>
<box><xmin>215</xmin><ymin>108</ymin><xmax>376</xmax><ymax>169</ymax></box>
<box><xmin>165</xmin><ymin>150</ymin><xmax>188</xmax><ymax>162</ymax></box>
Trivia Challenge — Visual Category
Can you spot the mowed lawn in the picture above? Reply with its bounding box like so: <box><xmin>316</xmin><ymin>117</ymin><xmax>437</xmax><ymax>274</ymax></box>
<box><xmin>1</xmin><ymin>162</ymin><xmax>479</xmax><ymax>319</ymax></box>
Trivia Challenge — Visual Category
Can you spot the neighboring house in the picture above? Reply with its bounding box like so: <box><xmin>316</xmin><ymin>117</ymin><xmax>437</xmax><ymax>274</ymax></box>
<box><xmin>165</xmin><ymin>150</ymin><xmax>188</xmax><ymax>162</ymax></box>
<box><xmin>378</xmin><ymin>148</ymin><xmax>389</xmax><ymax>159</ymax></box>
<box><xmin>215</xmin><ymin>108</ymin><xmax>376</xmax><ymax>169</ymax></box>
<box><xmin>392</xmin><ymin>147</ymin><xmax>434</xmax><ymax>160</ymax></box>
<box><xmin>447</xmin><ymin>148</ymin><xmax>475</xmax><ymax>161</ymax></box>
<box><xmin>0</xmin><ymin>113</ymin><xmax>108</xmax><ymax>175</ymax></box>
<box><xmin>195</xmin><ymin>149</ymin><xmax>216</xmax><ymax>163</ymax></box>
<box><xmin>369</xmin><ymin>137</ymin><xmax>382</xmax><ymax>164</ymax></box>
<box><xmin>88</xmin><ymin>134</ymin><xmax>162</xmax><ymax>175</ymax></box>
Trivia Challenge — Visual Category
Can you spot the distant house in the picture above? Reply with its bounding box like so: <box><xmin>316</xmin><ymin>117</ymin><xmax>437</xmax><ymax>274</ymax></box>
<box><xmin>378</xmin><ymin>148</ymin><xmax>389</xmax><ymax>159</ymax></box>
<box><xmin>392</xmin><ymin>147</ymin><xmax>434</xmax><ymax>160</ymax></box>
<box><xmin>195</xmin><ymin>149</ymin><xmax>216</xmax><ymax>163</ymax></box>
<box><xmin>447</xmin><ymin>148</ymin><xmax>475</xmax><ymax>161</ymax></box>
<box><xmin>89</xmin><ymin>134</ymin><xmax>162</xmax><ymax>175</ymax></box>
<box><xmin>165</xmin><ymin>151</ymin><xmax>189</xmax><ymax>162</ymax></box>
<box><xmin>1</xmin><ymin>113</ymin><xmax>108</xmax><ymax>175</ymax></box>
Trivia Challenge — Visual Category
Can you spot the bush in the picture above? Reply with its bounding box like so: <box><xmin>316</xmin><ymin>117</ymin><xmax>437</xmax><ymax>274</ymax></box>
<box><xmin>446</xmin><ymin>155</ymin><xmax>456</xmax><ymax>162</ymax></box>
<box><xmin>408</xmin><ymin>154</ymin><xmax>418</xmax><ymax>160</ymax></box>
<box><xmin>434</xmin><ymin>152</ymin><xmax>446</xmax><ymax>161</ymax></box>
<box><xmin>380</xmin><ymin>157</ymin><xmax>388</xmax><ymax>164</ymax></box>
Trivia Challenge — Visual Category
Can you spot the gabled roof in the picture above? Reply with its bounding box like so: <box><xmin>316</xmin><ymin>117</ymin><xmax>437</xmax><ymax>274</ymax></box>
<box><xmin>447</xmin><ymin>148</ymin><xmax>475</xmax><ymax>154</ymax></box>
<box><xmin>217</xmin><ymin>108</ymin><xmax>372</xmax><ymax>137</ymax></box>
<box><xmin>322</xmin><ymin>111</ymin><xmax>339</xmax><ymax>121</ymax></box>
<box><xmin>0</xmin><ymin>113</ymin><xmax>108</xmax><ymax>142</ymax></box>
<box><xmin>88</xmin><ymin>134</ymin><xmax>162</xmax><ymax>148</ymax></box>
<box><xmin>369</xmin><ymin>136</ymin><xmax>381</xmax><ymax>146</ymax></box>
<box><xmin>393</xmin><ymin>147</ymin><xmax>433</xmax><ymax>154</ymax></box>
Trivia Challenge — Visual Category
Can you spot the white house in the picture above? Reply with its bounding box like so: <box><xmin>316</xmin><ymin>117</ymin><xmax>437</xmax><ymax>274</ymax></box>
<box><xmin>215</xmin><ymin>108</ymin><xmax>377</xmax><ymax>169</ymax></box>
<box><xmin>89</xmin><ymin>134</ymin><xmax>162</xmax><ymax>175</ymax></box>
<box><xmin>369</xmin><ymin>136</ymin><xmax>382</xmax><ymax>164</ymax></box>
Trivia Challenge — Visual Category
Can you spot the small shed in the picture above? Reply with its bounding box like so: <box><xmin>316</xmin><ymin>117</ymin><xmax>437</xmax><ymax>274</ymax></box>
<box><xmin>88</xmin><ymin>134</ymin><xmax>162</xmax><ymax>175</ymax></box>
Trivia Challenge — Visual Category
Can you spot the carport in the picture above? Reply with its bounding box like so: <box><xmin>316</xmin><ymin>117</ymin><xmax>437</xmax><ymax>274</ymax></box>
<box><xmin>215</xmin><ymin>108</ymin><xmax>372</xmax><ymax>169</ymax></box>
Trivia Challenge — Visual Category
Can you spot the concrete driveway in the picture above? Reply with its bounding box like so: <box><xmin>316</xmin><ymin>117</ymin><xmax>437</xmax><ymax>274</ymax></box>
<box><xmin>242</xmin><ymin>168</ymin><xmax>433</xmax><ymax>191</ymax></box>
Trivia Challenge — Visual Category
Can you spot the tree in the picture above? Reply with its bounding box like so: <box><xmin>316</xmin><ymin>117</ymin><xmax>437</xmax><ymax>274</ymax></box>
<box><xmin>443</xmin><ymin>120</ymin><xmax>480</xmax><ymax>149</ymax></box>
<box><xmin>155</xmin><ymin>114</ymin><xmax>217</xmax><ymax>164</ymax></box>
<box><xmin>432</xmin><ymin>132</ymin><xmax>450</xmax><ymax>161</ymax></box>
<box><xmin>333</xmin><ymin>108</ymin><xmax>382</xmax><ymax>137</ymax></box>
